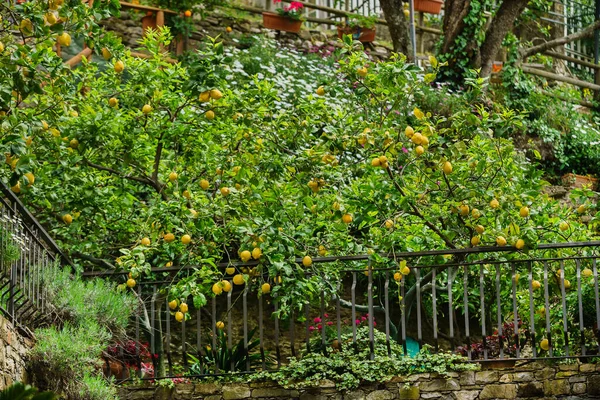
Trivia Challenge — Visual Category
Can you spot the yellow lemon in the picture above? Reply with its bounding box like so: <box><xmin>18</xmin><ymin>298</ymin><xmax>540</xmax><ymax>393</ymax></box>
<box><xmin>496</xmin><ymin>236</ymin><xmax>507</xmax><ymax>246</ymax></box>
<box><xmin>233</xmin><ymin>274</ymin><xmax>245</xmax><ymax>285</ymax></box>
<box><xmin>200</xmin><ymin>179</ymin><xmax>210</xmax><ymax>190</ymax></box>
<box><xmin>471</xmin><ymin>236</ymin><xmax>480</xmax><ymax>246</ymax></box>
<box><xmin>141</xmin><ymin>237</ymin><xmax>151</xmax><ymax>246</ymax></box>
<box><xmin>252</xmin><ymin>247</ymin><xmax>262</xmax><ymax>260</ymax></box>
<box><xmin>181</xmin><ymin>234</ymin><xmax>191</xmax><ymax>245</ymax></box>
<box><xmin>220</xmin><ymin>187</ymin><xmax>230</xmax><ymax>196</ymax></box>
<box><xmin>164</xmin><ymin>233</ymin><xmax>175</xmax><ymax>243</ymax></box>
<box><xmin>212</xmin><ymin>282</ymin><xmax>223</xmax><ymax>295</ymax></box>
<box><xmin>415</xmin><ymin>145</ymin><xmax>425</xmax><ymax>156</ymax></box>
<box><xmin>180</xmin><ymin>303</ymin><xmax>189</xmax><ymax>313</ymax></box>
<box><xmin>394</xmin><ymin>272</ymin><xmax>402</xmax><ymax>281</ymax></box>
<box><xmin>58</xmin><ymin>32</ymin><xmax>71</xmax><ymax>46</ymax></box>
<box><xmin>262</xmin><ymin>283</ymin><xmax>271</xmax><ymax>294</ymax></box>
<box><xmin>169</xmin><ymin>300</ymin><xmax>178</xmax><ymax>310</ymax></box>
<box><xmin>210</xmin><ymin>89</ymin><xmax>223</xmax><ymax>100</ymax></box>
<box><xmin>519</xmin><ymin>206</ymin><xmax>530</xmax><ymax>218</ymax></box>
<box><xmin>240</xmin><ymin>250</ymin><xmax>251</xmax><ymax>262</ymax></box>
<box><xmin>221</xmin><ymin>280</ymin><xmax>232</xmax><ymax>293</ymax></box>
<box><xmin>442</xmin><ymin>161</ymin><xmax>452</xmax><ymax>175</ymax></box>
<box><xmin>226</xmin><ymin>267</ymin><xmax>235</xmax><ymax>275</ymax></box>
<box><xmin>114</xmin><ymin>60</ymin><xmax>125</xmax><ymax>73</ymax></box>
<box><xmin>142</xmin><ymin>104</ymin><xmax>152</xmax><ymax>114</ymax></box>
<box><xmin>532</xmin><ymin>280</ymin><xmax>541</xmax><ymax>290</ymax></box>
<box><xmin>63</xmin><ymin>214</ymin><xmax>73</xmax><ymax>224</ymax></box>
<box><xmin>126</xmin><ymin>278</ymin><xmax>136</xmax><ymax>288</ymax></box>
<box><xmin>216</xmin><ymin>321</ymin><xmax>225</xmax><ymax>329</ymax></box>
<box><xmin>490</xmin><ymin>199</ymin><xmax>500</xmax><ymax>209</ymax></box>
<box><xmin>515</xmin><ymin>239</ymin><xmax>525</xmax><ymax>250</ymax></box>
<box><xmin>175</xmin><ymin>312</ymin><xmax>184</xmax><ymax>322</ymax></box>
<box><xmin>540</xmin><ymin>339</ymin><xmax>549</xmax><ymax>351</ymax></box>
<box><xmin>342</xmin><ymin>214</ymin><xmax>353</xmax><ymax>224</ymax></box>
<box><xmin>302</xmin><ymin>256</ymin><xmax>312</xmax><ymax>267</ymax></box>
<box><xmin>316</xmin><ymin>86</ymin><xmax>325</xmax><ymax>96</ymax></box>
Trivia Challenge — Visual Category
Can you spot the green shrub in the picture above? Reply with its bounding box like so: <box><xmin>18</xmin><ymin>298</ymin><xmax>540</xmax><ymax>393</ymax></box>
<box><xmin>30</xmin><ymin>322</ymin><xmax>110</xmax><ymax>399</ymax></box>
<box><xmin>30</xmin><ymin>265</ymin><xmax>136</xmax><ymax>399</ymax></box>
<box><xmin>40</xmin><ymin>263</ymin><xmax>136</xmax><ymax>335</ymax></box>
<box><xmin>252</xmin><ymin>326</ymin><xmax>477</xmax><ymax>390</ymax></box>
<box><xmin>79</xmin><ymin>374</ymin><xmax>119</xmax><ymax>400</ymax></box>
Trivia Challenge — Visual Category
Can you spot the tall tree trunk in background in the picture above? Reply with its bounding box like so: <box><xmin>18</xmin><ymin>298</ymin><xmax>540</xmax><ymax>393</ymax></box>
<box><xmin>479</xmin><ymin>0</ymin><xmax>529</xmax><ymax>77</ymax></box>
<box><xmin>380</xmin><ymin>0</ymin><xmax>411</xmax><ymax>58</ymax></box>
<box><xmin>439</xmin><ymin>0</ymin><xmax>528</xmax><ymax>81</ymax></box>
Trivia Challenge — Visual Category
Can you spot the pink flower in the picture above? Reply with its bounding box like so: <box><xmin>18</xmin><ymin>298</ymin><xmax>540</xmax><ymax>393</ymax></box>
<box><xmin>402</xmin><ymin>147</ymin><xmax>408</xmax><ymax>153</ymax></box>
<box><xmin>273</xmin><ymin>0</ymin><xmax>282</xmax><ymax>3</ymax></box>
<box><xmin>361</xmin><ymin>316</ymin><xmax>367</xmax><ymax>322</ymax></box>
<box><xmin>355</xmin><ymin>319</ymin><xmax>360</xmax><ymax>325</ymax></box>
<box><xmin>314</xmin><ymin>317</ymin><xmax>322</xmax><ymax>323</ymax></box>
<box><xmin>289</xmin><ymin>1</ymin><xmax>303</xmax><ymax>9</ymax></box>
<box><xmin>327</xmin><ymin>321</ymin><xmax>333</xmax><ymax>326</ymax></box>
<box><xmin>309</xmin><ymin>326</ymin><xmax>315</xmax><ymax>332</ymax></box>
<box><xmin>373</xmin><ymin>321</ymin><xmax>377</xmax><ymax>327</ymax></box>
<box><xmin>317</xmin><ymin>324</ymin><xmax>322</xmax><ymax>330</ymax></box>
<box><xmin>324</xmin><ymin>313</ymin><xmax>329</xmax><ymax>318</ymax></box>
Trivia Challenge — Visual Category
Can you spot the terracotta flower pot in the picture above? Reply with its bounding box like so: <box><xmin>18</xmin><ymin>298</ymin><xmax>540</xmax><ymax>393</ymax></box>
<box><xmin>562</xmin><ymin>173</ymin><xmax>598</xmax><ymax>190</ymax></box>
<box><xmin>414</xmin><ymin>0</ymin><xmax>443</xmax><ymax>14</ymax></box>
<box><xmin>337</xmin><ymin>26</ymin><xmax>376</xmax><ymax>43</ymax></box>
<box><xmin>141</xmin><ymin>12</ymin><xmax>157</xmax><ymax>32</ymax></box>
<box><xmin>262</xmin><ymin>12</ymin><xmax>303</xmax><ymax>34</ymax></box>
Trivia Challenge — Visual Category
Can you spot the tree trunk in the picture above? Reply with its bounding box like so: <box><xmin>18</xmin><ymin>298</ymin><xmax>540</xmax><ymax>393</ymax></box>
<box><xmin>379</xmin><ymin>0</ymin><xmax>411</xmax><ymax>58</ymax></box>
<box><xmin>440</xmin><ymin>0</ymin><xmax>472</xmax><ymax>55</ymax></box>
<box><xmin>479</xmin><ymin>0</ymin><xmax>529</xmax><ymax>78</ymax></box>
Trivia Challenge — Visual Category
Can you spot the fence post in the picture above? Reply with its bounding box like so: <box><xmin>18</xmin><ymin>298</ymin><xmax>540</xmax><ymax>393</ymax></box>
<box><xmin>595</xmin><ymin>0</ymin><xmax>600</xmax><ymax>105</ymax></box>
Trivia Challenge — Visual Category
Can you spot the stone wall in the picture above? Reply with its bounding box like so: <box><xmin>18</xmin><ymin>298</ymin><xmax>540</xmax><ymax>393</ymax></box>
<box><xmin>0</xmin><ymin>315</ymin><xmax>33</xmax><ymax>390</ymax></box>
<box><xmin>118</xmin><ymin>362</ymin><xmax>600</xmax><ymax>400</ymax></box>
<box><xmin>101</xmin><ymin>9</ymin><xmax>394</xmax><ymax>58</ymax></box>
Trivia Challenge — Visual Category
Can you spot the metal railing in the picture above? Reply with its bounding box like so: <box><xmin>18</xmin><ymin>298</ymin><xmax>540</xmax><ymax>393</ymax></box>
<box><xmin>0</xmin><ymin>181</ymin><xmax>71</xmax><ymax>333</ymax></box>
<box><xmin>90</xmin><ymin>241</ymin><xmax>600</xmax><ymax>381</ymax></box>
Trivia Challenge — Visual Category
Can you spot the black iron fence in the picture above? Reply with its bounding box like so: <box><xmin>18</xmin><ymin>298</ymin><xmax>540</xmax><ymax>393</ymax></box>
<box><xmin>0</xmin><ymin>181</ymin><xmax>71</xmax><ymax>332</ymax></box>
<box><xmin>86</xmin><ymin>241</ymin><xmax>600</xmax><ymax>381</ymax></box>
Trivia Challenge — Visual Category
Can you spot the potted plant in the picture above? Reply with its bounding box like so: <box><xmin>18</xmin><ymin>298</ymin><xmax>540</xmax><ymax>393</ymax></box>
<box><xmin>414</xmin><ymin>0</ymin><xmax>443</xmax><ymax>14</ymax></box>
<box><xmin>562</xmin><ymin>173</ymin><xmax>598</xmax><ymax>190</ymax></box>
<box><xmin>141</xmin><ymin>11</ymin><xmax>157</xmax><ymax>32</ymax></box>
<box><xmin>262</xmin><ymin>0</ymin><xmax>304</xmax><ymax>34</ymax></box>
<box><xmin>337</xmin><ymin>14</ymin><xmax>378</xmax><ymax>43</ymax></box>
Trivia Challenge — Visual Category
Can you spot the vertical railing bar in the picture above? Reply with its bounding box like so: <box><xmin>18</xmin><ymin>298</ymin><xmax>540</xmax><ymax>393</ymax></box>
<box><xmin>367</xmin><ymin>259</ymin><xmax>374</xmax><ymax>360</ymax></box>
<box><xmin>290</xmin><ymin>308</ymin><xmax>296</xmax><ymax>358</ymax></box>
<box><xmin>351</xmin><ymin>272</ymin><xmax>357</xmax><ymax>346</ymax></box>
<box><xmin>496</xmin><ymin>264</ymin><xmax>503</xmax><ymax>359</ymax></box>
<box><xmin>511</xmin><ymin>263</ymin><xmax>520</xmax><ymax>358</ymax></box>
<box><xmin>463</xmin><ymin>264</ymin><xmax>470</xmax><ymax>359</ymax></box>
<box><xmin>384</xmin><ymin>271</ymin><xmax>391</xmax><ymax>357</ymax></box>
<box><xmin>336</xmin><ymin>281</ymin><xmax>342</xmax><ymax>351</ymax></box>
<box><xmin>544</xmin><ymin>261</ymin><xmax>552</xmax><ymax>357</ymax></box>
<box><xmin>432</xmin><ymin>267</ymin><xmax>438</xmax><ymax>352</ymax></box>
<box><xmin>150</xmin><ymin>286</ymin><xmax>156</xmax><ymax>374</ymax></box>
<box><xmin>212</xmin><ymin>295</ymin><xmax>218</xmax><ymax>374</ymax></box>
<box><xmin>166</xmin><ymin>297</ymin><xmax>173</xmax><ymax>376</ymax></box>
<box><xmin>320</xmin><ymin>291</ymin><xmax>328</xmax><ymax>356</ymax></box>
<box><xmin>576</xmin><ymin>259</ymin><xmax>585</xmax><ymax>356</ymax></box>
<box><xmin>243</xmin><ymin>283</ymin><xmax>249</xmax><ymax>371</ymax></box>
<box><xmin>259</xmin><ymin>290</ymin><xmax>266</xmax><ymax>370</ymax></box>
<box><xmin>305</xmin><ymin>302</ymin><xmax>311</xmax><ymax>353</ymax></box>
<box><xmin>593</xmin><ymin>258</ymin><xmax>600</xmax><ymax>355</ymax></box>
<box><xmin>401</xmin><ymin>271</ymin><xmax>407</xmax><ymax>355</ymax></box>
<box><xmin>228</xmin><ymin>284</ymin><xmax>233</xmax><ymax>372</ymax></box>
<box><xmin>559</xmin><ymin>260</ymin><xmax>569</xmax><ymax>357</ymax></box>
<box><xmin>182</xmin><ymin>301</ymin><xmax>188</xmax><ymax>368</ymax></box>
<box><xmin>274</xmin><ymin>289</ymin><xmax>281</xmax><ymax>369</ymax></box>
<box><xmin>196</xmin><ymin>306</ymin><xmax>202</xmax><ymax>374</ymax></box>
<box><xmin>528</xmin><ymin>261</ymin><xmax>537</xmax><ymax>359</ymax></box>
<box><xmin>479</xmin><ymin>263</ymin><xmax>487</xmax><ymax>360</ymax></box>
<box><xmin>448</xmin><ymin>266</ymin><xmax>454</xmax><ymax>349</ymax></box>
<box><xmin>135</xmin><ymin>285</ymin><xmax>141</xmax><ymax>378</ymax></box>
<box><xmin>415</xmin><ymin>267</ymin><xmax>422</xmax><ymax>351</ymax></box>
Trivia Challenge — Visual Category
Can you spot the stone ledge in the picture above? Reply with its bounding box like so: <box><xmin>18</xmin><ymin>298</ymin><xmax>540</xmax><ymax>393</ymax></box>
<box><xmin>116</xmin><ymin>363</ymin><xmax>600</xmax><ymax>400</ymax></box>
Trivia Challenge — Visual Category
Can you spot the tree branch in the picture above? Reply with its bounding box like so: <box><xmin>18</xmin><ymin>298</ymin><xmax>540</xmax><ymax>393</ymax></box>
<box><xmin>71</xmin><ymin>251</ymin><xmax>116</xmax><ymax>270</ymax></box>
<box><xmin>520</xmin><ymin>19</ymin><xmax>600</xmax><ymax>60</ymax></box>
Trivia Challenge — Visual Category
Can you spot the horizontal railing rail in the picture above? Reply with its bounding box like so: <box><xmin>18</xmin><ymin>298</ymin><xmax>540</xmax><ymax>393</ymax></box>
<box><xmin>96</xmin><ymin>241</ymin><xmax>600</xmax><ymax>382</ymax></box>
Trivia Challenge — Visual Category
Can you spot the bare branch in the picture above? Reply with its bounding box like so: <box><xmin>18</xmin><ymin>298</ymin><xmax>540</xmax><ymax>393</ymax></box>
<box><xmin>520</xmin><ymin>19</ymin><xmax>600</xmax><ymax>60</ymax></box>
